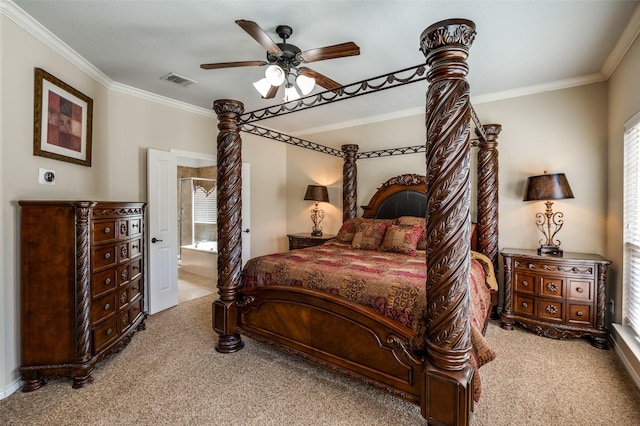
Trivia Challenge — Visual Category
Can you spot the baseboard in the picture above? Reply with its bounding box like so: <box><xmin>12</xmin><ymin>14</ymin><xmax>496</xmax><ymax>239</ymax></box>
<box><xmin>0</xmin><ymin>378</ymin><xmax>22</xmax><ymax>400</ymax></box>
<box><xmin>611</xmin><ymin>323</ymin><xmax>640</xmax><ymax>390</ymax></box>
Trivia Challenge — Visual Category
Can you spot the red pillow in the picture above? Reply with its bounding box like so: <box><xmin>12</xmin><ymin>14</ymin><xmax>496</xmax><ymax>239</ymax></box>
<box><xmin>351</xmin><ymin>222</ymin><xmax>389</xmax><ymax>250</ymax></box>
<box><xmin>379</xmin><ymin>224</ymin><xmax>423</xmax><ymax>256</ymax></box>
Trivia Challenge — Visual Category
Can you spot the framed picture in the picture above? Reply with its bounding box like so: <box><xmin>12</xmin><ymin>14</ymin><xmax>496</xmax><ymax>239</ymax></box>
<box><xmin>33</xmin><ymin>68</ymin><xmax>93</xmax><ymax>166</ymax></box>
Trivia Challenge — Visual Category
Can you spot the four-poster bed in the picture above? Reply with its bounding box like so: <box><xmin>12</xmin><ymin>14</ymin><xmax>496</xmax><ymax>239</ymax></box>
<box><xmin>211</xmin><ymin>19</ymin><xmax>502</xmax><ymax>426</ymax></box>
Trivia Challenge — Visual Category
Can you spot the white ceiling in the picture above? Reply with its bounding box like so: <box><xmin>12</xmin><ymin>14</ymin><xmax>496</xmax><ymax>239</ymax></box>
<box><xmin>10</xmin><ymin>0</ymin><xmax>640</xmax><ymax>135</ymax></box>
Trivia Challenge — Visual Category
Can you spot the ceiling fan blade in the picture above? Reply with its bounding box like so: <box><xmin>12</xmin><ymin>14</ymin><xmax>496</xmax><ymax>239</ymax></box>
<box><xmin>235</xmin><ymin>20</ymin><xmax>283</xmax><ymax>55</ymax></box>
<box><xmin>299</xmin><ymin>67</ymin><xmax>342</xmax><ymax>92</ymax></box>
<box><xmin>263</xmin><ymin>85</ymin><xmax>279</xmax><ymax>99</ymax></box>
<box><xmin>200</xmin><ymin>60</ymin><xmax>267</xmax><ymax>70</ymax></box>
<box><xmin>300</xmin><ymin>42</ymin><xmax>360</xmax><ymax>63</ymax></box>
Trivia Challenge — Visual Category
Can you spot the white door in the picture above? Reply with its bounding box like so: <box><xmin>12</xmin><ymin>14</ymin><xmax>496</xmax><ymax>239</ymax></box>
<box><xmin>147</xmin><ymin>148</ymin><xmax>178</xmax><ymax>314</ymax></box>
<box><xmin>241</xmin><ymin>162</ymin><xmax>251</xmax><ymax>266</ymax></box>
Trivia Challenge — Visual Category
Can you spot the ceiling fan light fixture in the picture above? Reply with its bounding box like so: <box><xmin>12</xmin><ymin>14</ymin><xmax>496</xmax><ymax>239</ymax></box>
<box><xmin>296</xmin><ymin>74</ymin><xmax>315</xmax><ymax>95</ymax></box>
<box><xmin>265</xmin><ymin>65</ymin><xmax>285</xmax><ymax>86</ymax></box>
<box><xmin>252</xmin><ymin>78</ymin><xmax>273</xmax><ymax>98</ymax></box>
<box><xmin>283</xmin><ymin>84</ymin><xmax>300</xmax><ymax>102</ymax></box>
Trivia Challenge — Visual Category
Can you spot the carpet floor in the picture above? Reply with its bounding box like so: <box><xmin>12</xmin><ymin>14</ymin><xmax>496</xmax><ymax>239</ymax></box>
<box><xmin>1</xmin><ymin>294</ymin><xmax>639</xmax><ymax>425</ymax></box>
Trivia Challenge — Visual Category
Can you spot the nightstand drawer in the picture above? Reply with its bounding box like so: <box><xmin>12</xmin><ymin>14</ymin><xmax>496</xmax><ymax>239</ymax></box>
<box><xmin>514</xmin><ymin>272</ymin><xmax>535</xmax><ymax>294</ymax></box>
<box><xmin>568</xmin><ymin>304</ymin><xmax>593</xmax><ymax>326</ymax></box>
<box><xmin>537</xmin><ymin>300</ymin><xmax>563</xmax><ymax>322</ymax></box>
<box><xmin>569</xmin><ymin>280</ymin><xmax>593</xmax><ymax>301</ymax></box>
<box><xmin>541</xmin><ymin>276</ymin><xmax>564</xmax><ymax>298</ymax></box>
<box><xmin>287</xmin><ymin>233</ymin><xmax>335</xmax><ymax>250</ymax></box>
<box><xmin>513</xmin><ymin>294</ymin><xmax>535</xmax><ymax>316</ymax></box>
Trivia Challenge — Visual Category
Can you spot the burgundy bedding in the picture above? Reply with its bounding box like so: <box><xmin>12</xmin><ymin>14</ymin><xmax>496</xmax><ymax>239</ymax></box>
<box><xmin>242</xmin><ymin>240</ymin><xmax>494</xmax><ymax>352</ymax></box>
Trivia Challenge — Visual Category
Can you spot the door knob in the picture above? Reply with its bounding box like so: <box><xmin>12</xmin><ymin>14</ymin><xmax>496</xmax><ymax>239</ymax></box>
<box><xmin>151</xmin><ymin>237</ymin><xmax>163</xmax><ymax>243</ymax></box>
<box><xmin>243</xmin><ymin>229</ymin><xmax>250</xmax><ymax>233</ymax></box>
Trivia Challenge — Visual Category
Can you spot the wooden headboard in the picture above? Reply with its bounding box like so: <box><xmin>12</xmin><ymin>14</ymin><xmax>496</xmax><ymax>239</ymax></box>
<box><xmin>360</xmin><ymin>173</ymin><xmax>477</xmax><ymax>251</ymax></box>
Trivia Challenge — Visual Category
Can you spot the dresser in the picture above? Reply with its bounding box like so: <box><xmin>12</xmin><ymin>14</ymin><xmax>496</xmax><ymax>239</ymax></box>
<box><xmin>500</xmin><ymin>248</ymin><xmax>610</xmax><ymax>349</ymax></box>
<box><xmin>19</xmin><ymin>201</ymin><xmax>147</xmax><ymax>391</ymax></box>
<box><xmin>287</xmin><ymin>233</ymin><xmax>336</xmax><ymax>250</ymax></box>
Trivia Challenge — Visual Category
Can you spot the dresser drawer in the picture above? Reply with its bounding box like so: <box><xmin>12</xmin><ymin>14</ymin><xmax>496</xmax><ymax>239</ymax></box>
<box><xmin>537</xmin><ymin>300</ymin><xmax>563</xmax><ymax>322</ymax></box>
<box><xmin>92</xmin><ymin>244</ymin><xmax>118</xmax><ymax>270</ymax></box>
<box><xmin>129</xmin><ymin>218</ymin><xmax>142</xmax><ymax>237</ymax></box>
<box><xmin>130</xmin><ymin>238</ymin><xmax>142</xmax><ymax>258</ymax></box>
<box><xmin>568</xmin><ymin>304</ymin><xmax>593</xmax><ymax>326</ymax></box>
<box><xmin>93</xmin><ymin>317</ymin><xmax>118</xmax><ymax>353</ymax></box>
<box><xmin>129</xmin><ymin>278</ymin><xmax>142</xmax><ymax>302</ymax></box>
<box><xmin>92</xmin><ymin>268</ymin><xmax>117</xmax><ymax>299</ymax></box>
<box><xmin>513</xmin><ymin>294</ymin><xmax>535</xmax><ymax>316</ymax></box>
<box><xmin>118</xmin><ymin>287</ymin><xmax>130</xmax><ymax>311</ymax></box>
<box><xmin>92</xmin><ymin>292</ymin><xmax>117</xmax><ymax>325</ymax></box>
<box><xmin>118</xmin><ymin>259</ymin><xmax>142</xmax><ymax>286</ymax></box>
<box><xmin>92</xmin><ymin>219</ymin><xmax>118</xmax><ymax>243</ymax></box>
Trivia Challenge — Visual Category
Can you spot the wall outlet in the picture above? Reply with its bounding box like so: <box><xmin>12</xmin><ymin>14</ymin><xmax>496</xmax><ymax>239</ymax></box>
<box><xmin>38</xmin><ymin>168</ymin><xmax>56</xmax><ymax>185</ymax></box>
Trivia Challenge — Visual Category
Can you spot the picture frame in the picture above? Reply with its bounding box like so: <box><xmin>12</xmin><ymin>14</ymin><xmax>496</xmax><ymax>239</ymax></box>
<box><xmin>33</xmin><ymin>68</ymin><xmax>93</xmax><ymax>167</ymax></box>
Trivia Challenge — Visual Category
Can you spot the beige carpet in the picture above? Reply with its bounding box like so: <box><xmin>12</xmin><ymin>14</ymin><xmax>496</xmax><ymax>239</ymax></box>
<box><xmin>2</xmin><ymin>294</ymin><xmax>639</xmax><ymax>425</ymax></box>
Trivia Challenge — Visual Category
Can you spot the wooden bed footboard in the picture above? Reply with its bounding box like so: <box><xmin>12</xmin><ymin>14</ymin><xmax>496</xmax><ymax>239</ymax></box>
<box><xmin>238</xmin><ymin>286</ymin><xmax>424</xmax><ymax>403</ymax></box>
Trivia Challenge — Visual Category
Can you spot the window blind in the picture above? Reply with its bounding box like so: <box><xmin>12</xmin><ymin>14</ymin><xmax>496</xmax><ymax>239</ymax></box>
<box><xmin>193</xmin><ymin>186</ymin><xmax>217</xmax><ymax>224</ymax></box>
<box><xmin>623</xmin><ymin>110</ymin><xmax>640</xmax><ymax>337</ymax></box>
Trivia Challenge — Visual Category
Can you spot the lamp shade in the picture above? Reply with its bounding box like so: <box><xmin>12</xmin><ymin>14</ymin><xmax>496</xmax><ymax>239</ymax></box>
<box><xmin>304</xmin><ymin>185</ymin><xmax>329</xmax><ymax>203</ymax></box>
<box><xmin>252</xmin><ymin>78</ymin><xmax>272</xmax><ymax>98</ymax></box>
<box><xmin>265</xmin><ymin>65</ymin><xmax>285</xmax><ymax>86</ymax></box>
<box><xmin>523</xmin><ymin>173</ymin><xmax>574</xmax><ymax>201</ymax></box>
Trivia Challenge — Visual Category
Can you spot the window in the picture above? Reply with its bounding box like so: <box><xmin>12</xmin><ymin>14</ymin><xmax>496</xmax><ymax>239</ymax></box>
<box><xmin>193</xmin><ymin>185</ymin><xmax>217</xmax><ymax>224</ymax></box>
<box><xmin>623</xmin><ymin>110</ymin><xmax>640</xmax><ymax>337</ymax></box>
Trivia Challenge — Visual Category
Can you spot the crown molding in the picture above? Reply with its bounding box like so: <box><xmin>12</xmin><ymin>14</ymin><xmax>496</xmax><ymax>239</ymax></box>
<box><xmin>109</xmin><ymin>82</ymin><xmax>215</xmax><ymax>118</ymax></box>
<box><xmin>601</xmin><ymin>2</ymin><xmax>640</xmax><ymax>78</ymax></box>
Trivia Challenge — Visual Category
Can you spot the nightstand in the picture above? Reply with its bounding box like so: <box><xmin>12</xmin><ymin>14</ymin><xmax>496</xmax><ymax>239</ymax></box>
<box><xmin>287</xmin><ymin>233</ymin><xmax>336</xmax><ymax>250</ymax></box>
<box><xmin>500</xmin><ymin>248</ymin><xmax>610</xmax><ymax>349</ymax></box>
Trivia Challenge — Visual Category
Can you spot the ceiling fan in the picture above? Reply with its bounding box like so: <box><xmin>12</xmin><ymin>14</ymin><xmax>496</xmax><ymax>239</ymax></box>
<box><xmin>200</xmin><ymin>20</ymin><xmax>360</xmax><ymax>101</ymax></box>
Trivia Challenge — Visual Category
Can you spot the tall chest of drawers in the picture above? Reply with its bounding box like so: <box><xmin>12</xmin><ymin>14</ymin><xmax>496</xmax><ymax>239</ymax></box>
<box><xmin>500</xmin><ymin>248</ymin><xmax>610</xmax><ymax>349</ymax></box>
<box><xmin>19</xmin><ymin>201</ymin><xmax>147</xmax><ymax>391</ymax></box>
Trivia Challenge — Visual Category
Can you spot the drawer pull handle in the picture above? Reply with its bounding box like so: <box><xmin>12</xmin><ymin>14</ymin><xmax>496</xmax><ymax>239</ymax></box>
<box><xmin>104</xmin><ymin>253</ymin><xmax>111</xmax><ymax>259</ymax></box>
<box><xmin>545</xmin><ymin>305</ymin><xmax>558</xmax><ymax>315</ymax></box>
<box><xmin>546</xmin><ymin>282</ymin><xmax>558</xmax><ymax>292</ymax></box>
<box><xmin>577</xmin><ymin>311</ymin><xmax>584</xmax><ymax>317</ymax></box>
<box><xmin>104</xmin><ymin>303</ymin><xmax>110</xmax><ymax>310</ymax></box>
<box><xmin>106</xmin><ymin>328</ymin><xmax>113</xmax><ymax>335</ymax></box>
<box><xmin>521</xmin><ymin>302</ymin><xmax>528</xmax><ymax>308</ymax></box>
<box><xmin>132</xmin><ymin>223</ymin><xmax>139</xmax><ymax>229</ymax></box>
<box><xmin>104</xmin><ymin>227</ymin><xmax>110</xmax><ymax>234</ymax></box>
<box><xmin>132</xmin><ymin>243</ymin><xmax>139</xmax><ymax>250</ymax></box>
<box><xmin>522</xmin><ymin>280</ymin><xmax>529</xmax><ymax>287</ymax></box>
<box><xmin>105</xmin><ymin>278</ymin><xmax>111</xmax><ymax>285</ymax></box>
<box><xmin>577</xmin><ymin>287</ymin><xmax>584</xmax><ymax>293</ymax></box>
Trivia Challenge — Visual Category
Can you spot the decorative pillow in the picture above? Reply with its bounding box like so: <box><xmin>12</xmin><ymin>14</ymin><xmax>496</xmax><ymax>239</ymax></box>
<box><xmin>379</xmin><ymin>224</ymin><xmax>423</xmax><ymax>256</ymax></box>
<box><xmin>396</xmin><ymin>216</ymin><xmax>427</xmax><ymax>250</ymax></box>
<box><xmin>351</xmin><ymin>221</ymin><xmax>389</xmax><ymax>250</ymax></box>
<box><xmin>335</xmin><ymin>218</ymin><xmax>363</xmax><ymax>243</ymax></box>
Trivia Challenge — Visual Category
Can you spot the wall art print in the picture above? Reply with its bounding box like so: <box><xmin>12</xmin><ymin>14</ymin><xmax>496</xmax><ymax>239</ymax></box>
<box><xmin>33</xmin><ymin>68</ymin><xmax>93</xmax><ymax>166</ymax></box>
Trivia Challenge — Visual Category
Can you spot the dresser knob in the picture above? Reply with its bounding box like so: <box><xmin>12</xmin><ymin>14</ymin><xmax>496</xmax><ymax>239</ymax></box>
<box><xmin>105</xmin><ymin>278</ymin><xmax>111</xmax><ymax>285</ymax></box>
<box><xmin>106</xmin><ymin>328</ymin><xmax>113</xmax><ymax>335</ymax></box>
<box><xmin>546</xmin><ymin>282</ymin><xmax>558</xmax><ymax>292</ymax></box>
<box><xmin>104</xmin><ymin>303</ymin><xmax>110</xmax><ymax>310</ymax></box>
<box><xmin>522</xmin><ymin>280</ymin><xmax>529</xmax><ymax>287</ymax></box>
<box><xmin>132</xmin><ymin>223</ymin><xmax>139</xmax><ymax>229</ymax></box>
<box><xmin>522</xmin><ymin>302</ymin><xmax>528</xmax><ymax>308</ymax></box>
<box><xmin>104</xmin><ymin>227</ymin><xmax>110</xmax><ymax>234</ymax></box>
<box><xmin>577</xmin><ymin>287</ymin><xmax>584</xmax><ymax>293</ymax></box>
<box><xmin>577</xmin><ymin>311</ymin><xmax>584</xmax><ymax>317</ymax></box>
<box><xmin>104</xmin><ymin>253</ymin><xmax>111</xmax><ymax>259</ymax></box>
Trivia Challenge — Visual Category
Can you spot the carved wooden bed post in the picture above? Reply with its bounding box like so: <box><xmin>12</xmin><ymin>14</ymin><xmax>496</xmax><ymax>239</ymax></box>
<box><xmin>476</xmin><ymin>124</ymin><xmax>501</xmax><ymax>274</ymax></box>
<box><xmin>212</xmin><ymin>99</ymin><xmax>245</xmax><ymax>353</ymax></box>
<box><xmin>477</xmin><ymin>124</ymin><xmax>502</xmax><ymax>318</ymax></box>
<box><xmin>342</xmin><ymin>144</ymin><xmax>359</xmax><ymax>222</ymax></box>
<box><xmin>420</xmin><ymin>19</ymin><xmax>476</xmax><ymax>426</ymax></box>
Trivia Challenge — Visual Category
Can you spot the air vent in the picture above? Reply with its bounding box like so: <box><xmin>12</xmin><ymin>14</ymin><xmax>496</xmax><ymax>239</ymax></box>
<box><xmin>160</xmin><ymin>72</ymin><xmax>197</xmax><ymax>87</ymax></box>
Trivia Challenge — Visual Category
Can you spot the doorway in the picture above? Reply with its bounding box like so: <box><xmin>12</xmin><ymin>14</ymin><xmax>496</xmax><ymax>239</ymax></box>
<box><xmin>147</xmin><ymin>148</ymin><xmax>250</xmax><ymax>314</ymax></box>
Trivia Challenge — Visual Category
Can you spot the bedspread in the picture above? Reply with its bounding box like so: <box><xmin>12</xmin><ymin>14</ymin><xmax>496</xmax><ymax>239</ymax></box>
<box><xmin>242</xmin><ymin>241</ymin><xmax>494</xmax><ymax>352</ymax></box>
